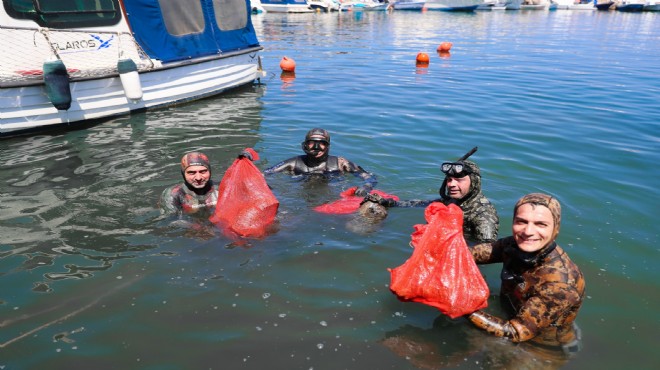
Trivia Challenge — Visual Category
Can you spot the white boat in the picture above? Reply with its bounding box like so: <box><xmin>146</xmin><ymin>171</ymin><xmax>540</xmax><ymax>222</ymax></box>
<box><xmin>0</xmin><ymin>0</ymin><xmax>265</xmax><ymax>137</ymax></box>
<box><xmin>308</xmin><ymin>0</ymin><xmax>342</xmax><ymax>11</ymax></box>
<box><xmin>505</xmin><ymin>0</ymin><xmax>523</xmax><ymax>9</ymax></box>
<box><xmin>251</xmin><ymin>0</ymin><xmax>267</xmax><ymax>12</ymax></box>
<box><xmin>391</xmin><ymin>0</ymin><xmax>427</xmax><ymax>9</ymax></box>
<box><xmin>615</xmin><ymin>0</ymin><xmax>645</xmax><ymax>11</ymax></box>
<box><xmin>259</xmin><ymin>0</ymin><xmax>315</xmax><ymax>12</ymax></box>
<box><xmin>520</xmin><ymin>0</ymin><xmax>550</xmax><ymax>9</ymax></box>
<box><xmin>644</xmin><ymin>0</ymin><xmax>660</xmax><ymax>10</ymax></box>
<box><xmin>554</xmin><ymin>0</ymin><xmax>595</xmax><ymax>8</ymax></box>
<box><xmin>340</xmin><ymin>0</ymin><xmax>391</xmax><ymax>10</ymax></box>
<box><xmin>425</xmin><ymin>0</ymin><xmax>482</xmax><ymax>11</ymax></box>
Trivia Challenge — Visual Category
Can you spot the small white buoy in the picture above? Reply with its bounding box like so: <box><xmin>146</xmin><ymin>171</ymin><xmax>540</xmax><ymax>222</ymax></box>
<box><xmin>117</xmin><ymin>58</ymin><xmax>143</xmax><ymax>102</ymax></box>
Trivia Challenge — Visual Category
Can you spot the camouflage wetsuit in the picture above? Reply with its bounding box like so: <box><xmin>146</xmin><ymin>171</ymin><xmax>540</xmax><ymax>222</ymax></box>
<box><xmin>467</xmin><ymin>193</ymin><xmax>585</xmax><ymax>354</ymax></box>
<box><xmin>468</xmin><ymin>237</ymin><xmax>585</xmax><ymax>351</ymax></box>
<box><xmin>384</xmin><ymin>160</ymin><xmax>499</xmax><ymax>243</ymax></box>
<box><xmin>160</xmin><ymin>181</ymin><xmax>218</xmax><ymax>215</ymax></box>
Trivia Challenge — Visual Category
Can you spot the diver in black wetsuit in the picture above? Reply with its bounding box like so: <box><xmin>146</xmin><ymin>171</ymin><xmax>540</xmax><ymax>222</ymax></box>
<box><xmin>258</xmin><ymin>128</ymin><xmax>377</xmax><ymax>196</ymax></box>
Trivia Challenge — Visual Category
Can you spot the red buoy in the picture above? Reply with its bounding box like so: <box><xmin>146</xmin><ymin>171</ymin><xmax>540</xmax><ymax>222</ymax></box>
<box><xmin>279</xmin><ymin>56</ymin><xmax>296</xmax><ymax>72</ymax></box>
<box><xmin>437</xmin><ymin>42</ymin><xmax>453</xmax><ymax>53</ymax></box>
<box><xmin>416</xmin><ymin>52</ymin><xmax>430</xmax><ymax>65</ymax></box>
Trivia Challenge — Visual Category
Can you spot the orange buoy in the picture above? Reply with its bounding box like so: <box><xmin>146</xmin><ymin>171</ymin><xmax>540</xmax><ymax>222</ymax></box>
<box><xmin>437</xmin><ymin>42</ymin><xmax>453</xmax><ymax>53</ymax></box>
<box><xmin>279</xmin><ymin>56</ymin><xmax>296</xmax><ymax>72</ymax></box>
<box><xmin>416</xmin><ymin>52</ymin><xmax>430</xmax><ymax>65</ymax></box>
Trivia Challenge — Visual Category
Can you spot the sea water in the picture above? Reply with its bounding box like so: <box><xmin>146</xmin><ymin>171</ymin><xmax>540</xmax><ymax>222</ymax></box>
<box><xmin>0</xmin><ymin>10</ymin><xmax>658</xmax><ymax>369</ymax></box>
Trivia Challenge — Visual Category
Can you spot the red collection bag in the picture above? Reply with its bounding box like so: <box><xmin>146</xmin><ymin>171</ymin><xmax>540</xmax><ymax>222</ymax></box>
<box><xmin>389</xmin><ymin>202</ymin><xmax>489</xmax><ymax>318</ymax></box>
<box><xmin>314</xmin><ymin>187</ymin><xmax>399</xmax><ymax>214</ymax></box>
<box><xmin>209</xmin><ymin>148</ymin><xmax>279</xmax><ymax>238</ymax></box>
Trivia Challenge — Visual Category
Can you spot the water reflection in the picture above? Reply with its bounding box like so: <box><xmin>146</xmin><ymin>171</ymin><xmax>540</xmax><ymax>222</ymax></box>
<box><xmin>0</xmin><ymin>85</ymin><xmax>265</xmax><ymax>289</ymax></box>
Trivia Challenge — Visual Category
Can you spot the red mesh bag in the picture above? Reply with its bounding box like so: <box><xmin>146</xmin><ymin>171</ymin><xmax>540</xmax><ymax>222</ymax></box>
<box><xmin>389</xmin><ymin>202</ymin><xmax>489</xmax><ymax>318</ymax></box>
<box><xmin>209</xmin><ymin>148</ymin><xmax>279</xmax><ymax>238</ymax></box>
<box><xmin>314</xmin><ymin>187</ymin><xmax>399</xmax><ymax>214</ymax></box>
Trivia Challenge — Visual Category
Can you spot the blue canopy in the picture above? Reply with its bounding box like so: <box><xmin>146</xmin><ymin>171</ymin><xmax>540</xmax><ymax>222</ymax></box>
<box><xmin>123</xmin><ymin>0</ymin><xmax>260</xmax><ymax>63</ymax></box>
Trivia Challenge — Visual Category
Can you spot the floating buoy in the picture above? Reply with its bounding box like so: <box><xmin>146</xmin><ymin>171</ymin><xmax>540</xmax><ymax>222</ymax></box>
<box><xmin>279</xmin><ymin>57</ymin><xmax>296</xmax><ymax>72</ymax></box>
<box><xmin>416</xmin><ymin>52</ymin><xmax>430</xmax><ymax>65</ymax></box>
<box><xmin>43</xmin><ymin>58</ymin><xmax>72</xmax><ymax>110</ymax></box>
<box><xmin>437</xmin><ymin>42</ymin><xmax>453</xmax><ymax>53</ymax></box>
<box><xmin>117</xmin><ymin>58</ymin><xmax>143</xmax><ymax>102</ymax></box>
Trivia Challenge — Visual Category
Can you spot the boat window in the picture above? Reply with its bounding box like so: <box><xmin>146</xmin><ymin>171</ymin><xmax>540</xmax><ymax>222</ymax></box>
<box><xmin>159</xmin><ymin>0</ymin><xmax>205</xmax><ymax>36</ymax></box>
<box><xmin>213</xmin><ymin>0</ymin><xmax>247</xmax><ymax>31</ymax></box>
<box><xmin>3</xmin><ymin>0</ymin><xmax>121</xmax><ymax>28</ymax></box>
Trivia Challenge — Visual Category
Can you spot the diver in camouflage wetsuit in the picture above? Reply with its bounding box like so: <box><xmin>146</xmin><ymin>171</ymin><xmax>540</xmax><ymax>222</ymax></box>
<box><xmin>365</xmin><ymin>148</ymin><xmax>499</xmax><ymax>243</ymax></box>
<box><xmin>467</xmin><ymin>193</ymin><xmax>585</xmax><ymax>354</ymax></box>
<box><xmin>160</xmin><ymin>152</ymin><xmax>218</xmax><ymax>216</ymax></box>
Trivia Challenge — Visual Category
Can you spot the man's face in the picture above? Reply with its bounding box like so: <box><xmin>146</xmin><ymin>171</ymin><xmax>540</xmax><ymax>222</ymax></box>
<box><xmin>184</xmin><ymin>165</ymin><xmax>210</xmax><ymax>189</ymax></box>
<box><xmin>305</xmin><ymin>140</ymin><xmax>328</xmax><ymax>158</ymax></box>
<box><xmin>513</xmin><ymin>203</ymin><xmax>555</xmax><ymax>253</ymax></box>
<box><xmin>445</xmin><ymin>175</ymin><xmax>471</xmax><ymax>200</ymax></box>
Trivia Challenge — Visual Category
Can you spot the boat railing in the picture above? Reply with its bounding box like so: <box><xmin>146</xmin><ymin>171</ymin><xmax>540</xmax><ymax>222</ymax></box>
<box><xmin>0</xmin><ymin>26</ymin><xmax>154</xmax><ymax>87</ymax></box>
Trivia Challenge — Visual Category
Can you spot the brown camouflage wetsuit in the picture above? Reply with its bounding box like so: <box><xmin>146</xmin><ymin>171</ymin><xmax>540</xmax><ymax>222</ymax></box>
<box><xmin>468</xmin><ymin>236</ymin><xmax>585</xmax><ymax>351</ymax></box>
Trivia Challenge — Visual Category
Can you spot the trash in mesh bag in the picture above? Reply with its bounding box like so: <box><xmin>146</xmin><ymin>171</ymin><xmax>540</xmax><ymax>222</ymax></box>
<box><xmin>389</xmin><ymin>202</ymin><xmax>489</xmax><ymax>318</ymax></box>
<box><xmin>314</xmin><ymin>187</ymin><xmax>398</xmax><ymax>214</ymax></box>
<box><xmin>209</xmin><ymin>148</ymin><xmax>279</xmax><ymax>239</ymax></box>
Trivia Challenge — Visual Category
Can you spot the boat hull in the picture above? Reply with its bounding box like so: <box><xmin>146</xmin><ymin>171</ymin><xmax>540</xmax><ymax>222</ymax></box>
<box><xmin>1</xmin><ymin>49</ymin><xmax>263</xmax><ymax>136</ymax></box>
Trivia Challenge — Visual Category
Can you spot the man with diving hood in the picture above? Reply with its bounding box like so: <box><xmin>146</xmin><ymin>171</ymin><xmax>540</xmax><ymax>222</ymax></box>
<box><xmin>260</xmin><ymin>128</ymin><xmax>377</xmax><ymax>196</ymax></box>
<box><xmin>466</xmin><ymin>193</ymin><xmax>586</xmax><ymax>355</ymax></box>
<box><xmin>160</xmin><ymin>152</ymin><xmax>218</xmax><ymax>215</ymax></box>
<box><xmin>366</xmin><ymin>147</ymin><xmax>499</xmax><ymax>243</ymax></box>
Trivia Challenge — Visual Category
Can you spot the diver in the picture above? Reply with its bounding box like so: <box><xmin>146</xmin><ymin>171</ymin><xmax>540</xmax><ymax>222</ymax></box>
<box><xmin>467</xmin><ymin>193</ymin><xmax>585</xmax><ymax>355</ymax></box>
<box><xmin>160</xmin><ymin>151</ymin><xmax>218</xmax><ymax>216</ymax></box>
<box><xmin>245</xmin><ymin>128</ymin><xmax>377</xmax><ymax>196</ymax></box>
<box><xmin>364</xmin><ymin>147</ymin><xmax>499</xmax><ymax>243</ymax></box>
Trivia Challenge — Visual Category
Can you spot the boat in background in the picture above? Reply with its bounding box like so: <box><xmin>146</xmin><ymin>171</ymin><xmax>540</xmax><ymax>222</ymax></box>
<box><xmin>520</xmin><ymin>0</ymin><xmax>549</xmax><ymax>9</ymax></box>
<box><xmin>594</xmin><ymin>0</ymin><xmax>615</xmax><ymax>9</ymax></box>
<box><xmin>251</xmin><ymin>0</ymin><xmax>267</xmax><ymax>12</ymax></box>
<box><xmin>615</xmin><ymin>0</ymin><xmax>645</xmax><ymax>11</ymax></box>
<box><xmin>505</xmin><ymin>0</ymin><xmax>523</xmax><ymax>9</ymax></box>
<box><xmin>0</xmin><ymin>0</ymin><xmax>264</xmax><ymax>137</ymax></box>
<box><xmin>644</xmin><ymin>0</ymin><xmax>660</xmax><ymax>10</ymax></box>
<box><xmin>259</xmin><ymin>0</ymin><xmax>315</xmax><ymax>12</ymax></box>
<box><xmin>308</xmin><ymin>0</ymin><xmax>342</xmax><ymax>11</ymax></box>
<box><xmin>425</xmin><ymin>0</ymin><xmax>482</xmax><ymax>11</ymax></box>
<box><xmin>391</xmin><ymin>0</ymin><xmax>427</xmax><ymax>10</ymax></box>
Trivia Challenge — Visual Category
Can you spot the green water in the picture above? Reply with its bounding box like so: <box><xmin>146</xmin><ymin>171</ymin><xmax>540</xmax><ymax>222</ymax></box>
<box><xmin>1</xmin><ymin>10</ymin><xmax>658</xmax><ymax>370</ymax></box>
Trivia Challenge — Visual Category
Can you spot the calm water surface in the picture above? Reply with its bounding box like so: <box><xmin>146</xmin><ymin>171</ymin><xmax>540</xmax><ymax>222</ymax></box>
<box><xmin>1</xmin><ymin>10</ymin><xmax>658</xmax><ymax>370</ymax></box>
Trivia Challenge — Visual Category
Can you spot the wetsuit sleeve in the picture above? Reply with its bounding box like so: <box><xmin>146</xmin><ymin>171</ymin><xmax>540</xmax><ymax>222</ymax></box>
<box><xmin>160</xmin><ymin>186</ymin><xmax>182</xmax><ymax>215</ymax></box>
<box><xmin>507</xmin><ymin>282</ymin><xmax>583</xmax><ymax>342</ymax></box>
<box><xmin>468</xmin><ymin>311</ymin><xmax>519</xmax><ymax>340</ymax></box>
<box><xmin>470</xmin><ymin>237</ymin><xmax>507</xmax><ymax>264</ymax></box>
<box><xmin>469</xmin><ymin>283</ymin><xmax>582</xmax><ymax>343</ymax></box>
<box><xmin>338</xmin><ymin>157</ymin><xmax>378</xmax><ymax>191</ymax></box>
<box><xmin>390</xmin><ymin>199</ymin><xmax>437</xmax><ymax>208</ymax></box>
<box><xmin>264</xmin><ymin>157</ymin><xmax>298</xmax><ymax>175</ymax></box>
